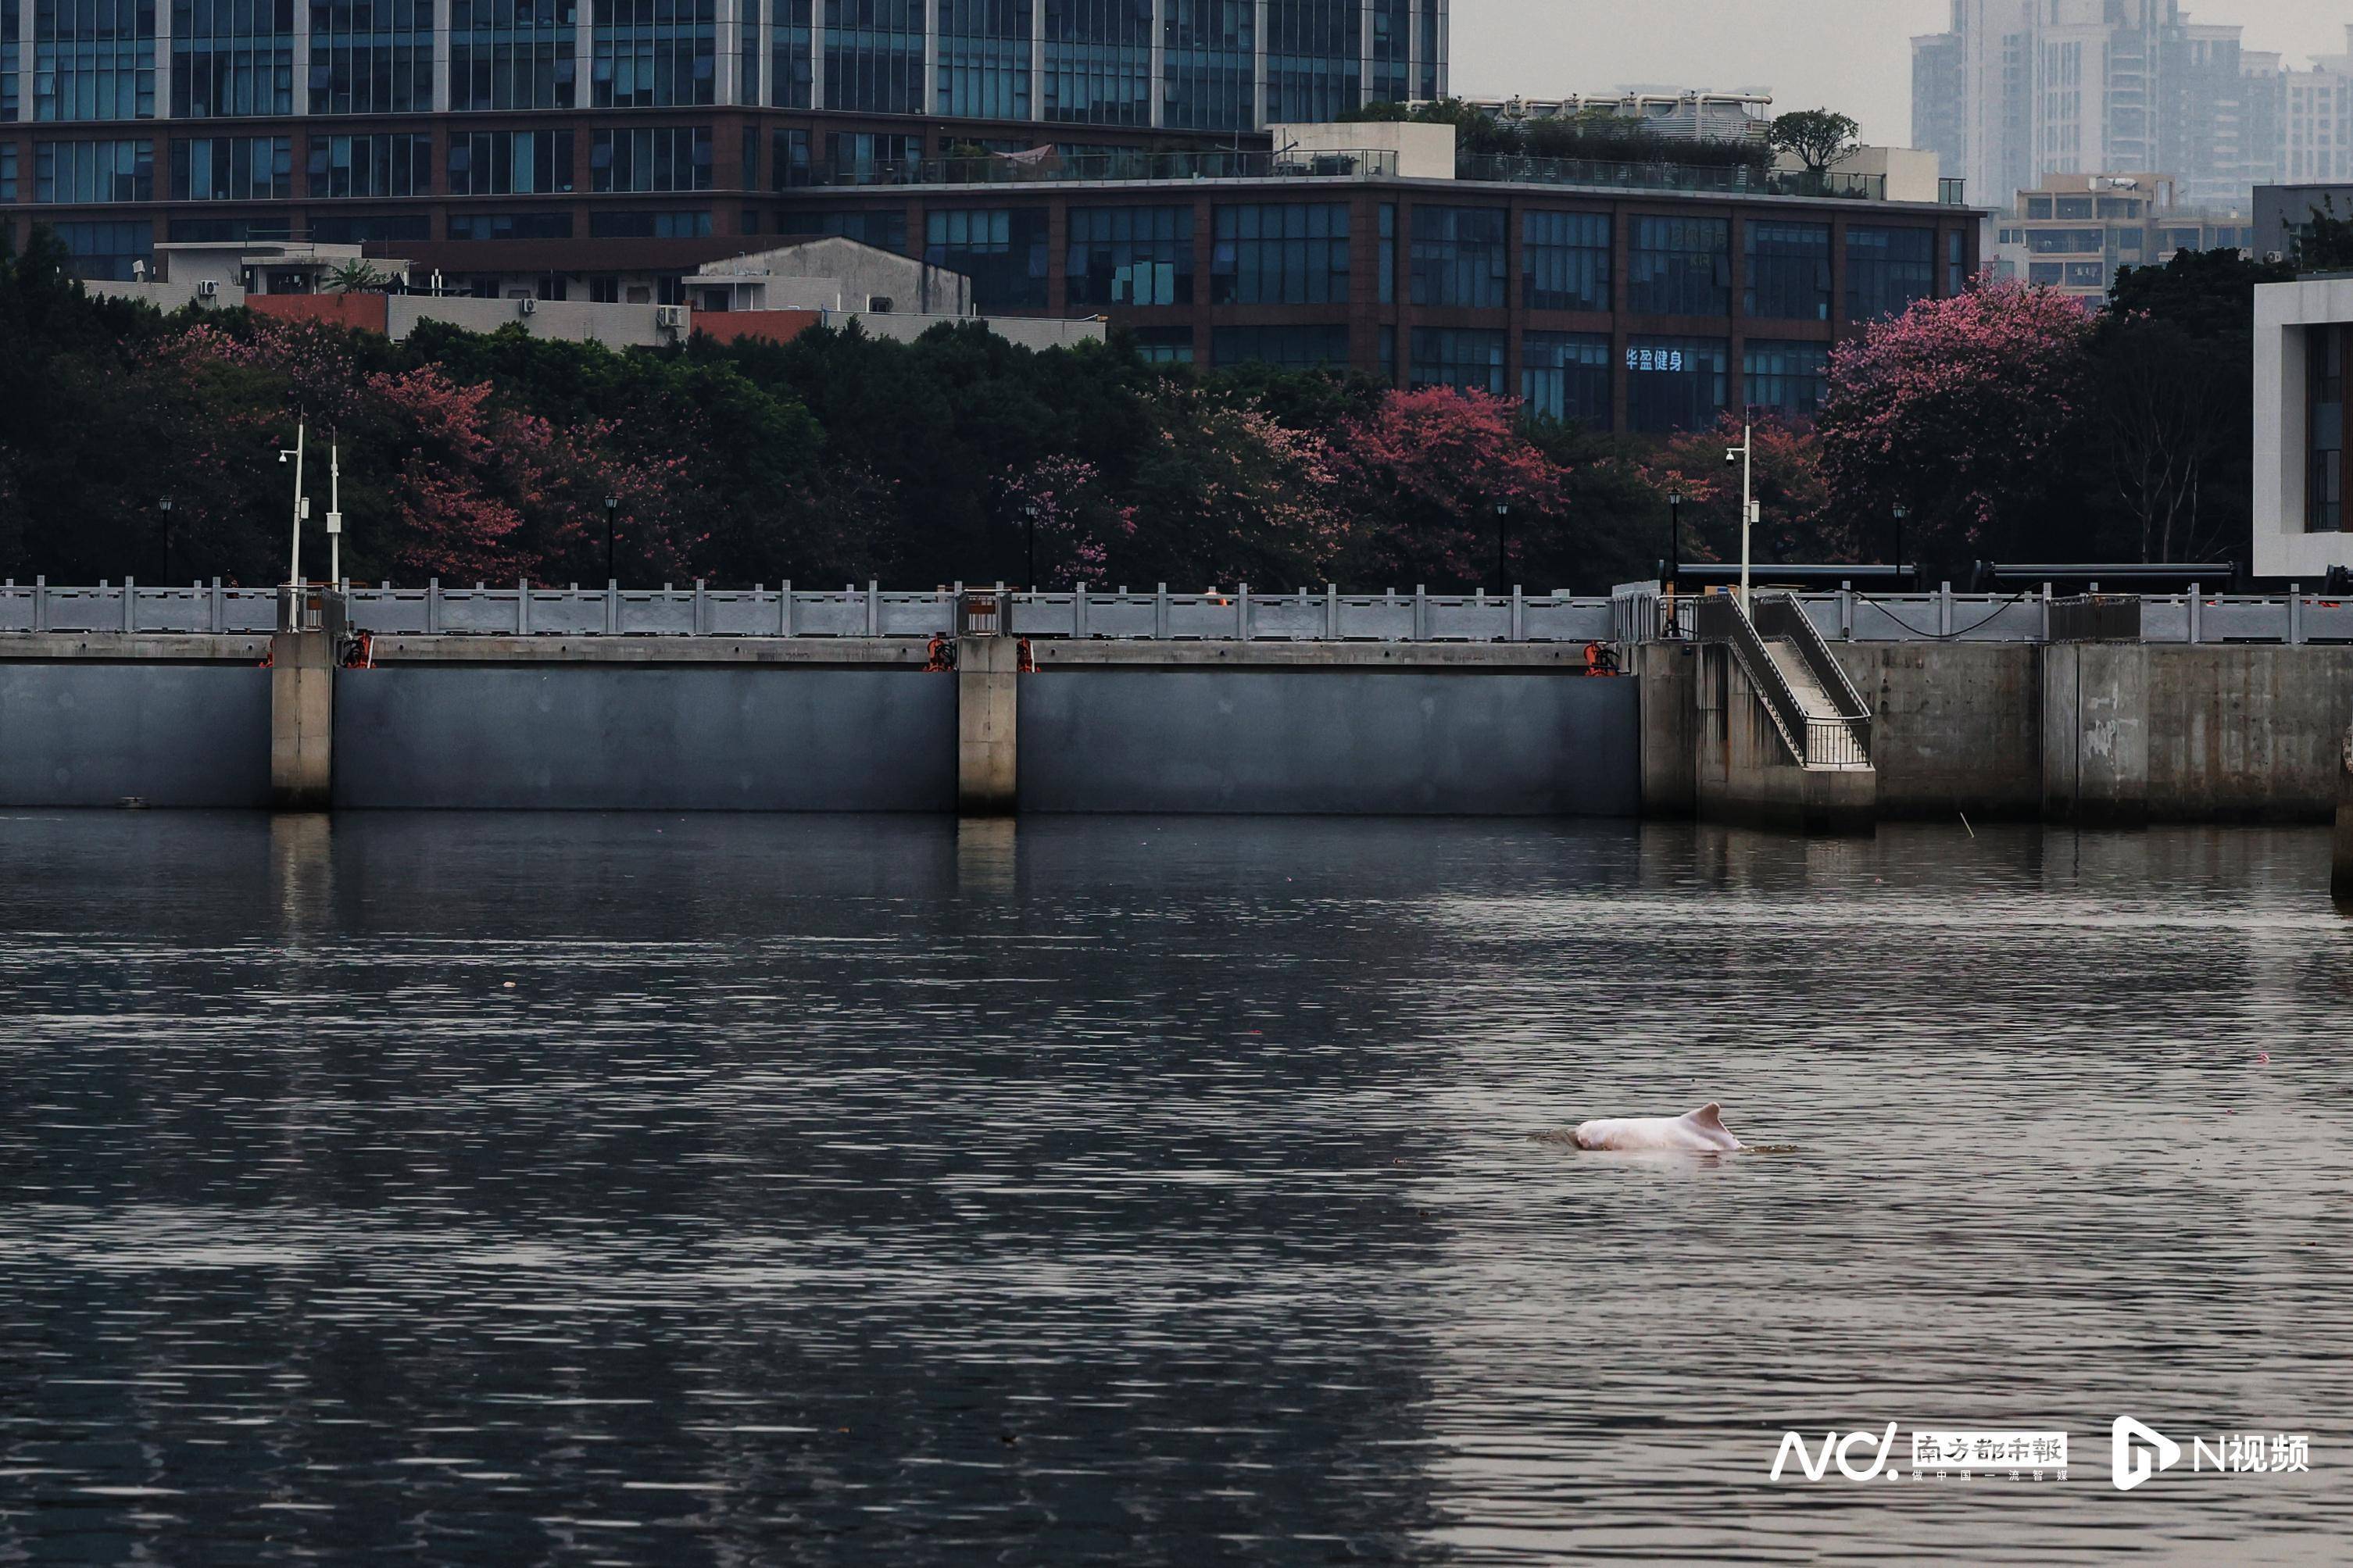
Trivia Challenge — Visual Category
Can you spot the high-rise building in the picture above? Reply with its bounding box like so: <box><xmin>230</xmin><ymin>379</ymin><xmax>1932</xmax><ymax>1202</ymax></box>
<box><xmin>1915</xmin><ymin>0</ymin><xmax>2325</xmax><ymax>214</ymax></box>
<box><xmin>0</xmin><ymin>2</ymin><xmax>1449</xmax><ymax>284</ymax></box>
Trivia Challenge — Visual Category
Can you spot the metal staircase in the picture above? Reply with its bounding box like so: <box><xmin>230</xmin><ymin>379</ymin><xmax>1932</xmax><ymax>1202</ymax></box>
<box><xmin>1694</xmin><ymin>592</ymin><xmax>1874</xmax><ymax>770</ymax></box>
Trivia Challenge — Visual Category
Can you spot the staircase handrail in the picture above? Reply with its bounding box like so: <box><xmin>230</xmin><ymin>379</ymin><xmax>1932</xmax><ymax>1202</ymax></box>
<box><xmin>1690</xmin><ymin>594</ymin><xmax>1809</xmax><ymax>765</ymax></box>
<box><xmin>1751</xmin><ymin>592</ymin><xmax>1875</xmax><ymax>763</ymax></box>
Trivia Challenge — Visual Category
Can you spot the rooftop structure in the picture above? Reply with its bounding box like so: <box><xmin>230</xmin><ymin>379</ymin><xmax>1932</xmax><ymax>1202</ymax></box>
<box><xmin>1454</xmin><ymin>91</ymin><xmax>1775</xmax><ymax>144</ymax></box>
<box><xmin>1990</xmin><ymin>172</ymin><xmax>2251</xmax><ymax>302</ymax></box>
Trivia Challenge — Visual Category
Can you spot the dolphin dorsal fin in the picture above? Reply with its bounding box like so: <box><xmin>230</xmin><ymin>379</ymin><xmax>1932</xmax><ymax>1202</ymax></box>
<box><xmin>1686</xmin><ymin>1103</ymin><xmax>1725</xmax><ymax>1130</ymax></box>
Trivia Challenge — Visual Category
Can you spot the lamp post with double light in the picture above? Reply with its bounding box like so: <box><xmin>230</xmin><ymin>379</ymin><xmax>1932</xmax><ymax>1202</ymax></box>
<box><xmin>603</xmin><ymin>494</ymin><xmax>620</xmax><ymax>584</ymax></box>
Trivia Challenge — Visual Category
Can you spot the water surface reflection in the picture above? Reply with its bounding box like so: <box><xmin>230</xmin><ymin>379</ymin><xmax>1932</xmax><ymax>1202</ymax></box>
<box><xmin>0</xmin><ymin>813</ymin><xmax>2346</xmax><ymax>1562</ymax></box>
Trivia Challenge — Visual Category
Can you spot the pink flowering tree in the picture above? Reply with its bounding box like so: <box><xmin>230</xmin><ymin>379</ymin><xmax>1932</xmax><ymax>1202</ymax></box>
<box><xmin>1331</xmin><ymin>388</ymin><xmax>1568</xmax><ymax>590</ymax></box>
<box><xmin>1117</xmin><ymin>384</ymin><xmax>1347</xmax><ymax>588</ymax></box>
<box><xmin>999</xmin><ymin>455</ymin><xmax>1136</xmax><ymax>587</ymax></box>
<box><xmin>1816</xmin><ymin>275</ymin><xmax>2096</xmax><ymax>565</ymax></box>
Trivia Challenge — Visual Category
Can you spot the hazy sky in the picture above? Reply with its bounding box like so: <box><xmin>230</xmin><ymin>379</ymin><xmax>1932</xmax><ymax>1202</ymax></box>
<box><xmin>1454</xmin><ymin>2</ymin><xmax>2353</xmax><ymax>145</ymax></box>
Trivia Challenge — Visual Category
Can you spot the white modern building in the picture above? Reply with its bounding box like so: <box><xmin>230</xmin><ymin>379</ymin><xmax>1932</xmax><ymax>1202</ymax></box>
<box><xmin>2253</xmin><ymin>276</ymin><xmax>2353</xmax><ymax>579</ymax></box>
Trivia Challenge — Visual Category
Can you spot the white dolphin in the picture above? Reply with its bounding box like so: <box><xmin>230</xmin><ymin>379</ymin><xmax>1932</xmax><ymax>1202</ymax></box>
<box><xmin>1572</xmin><ymin>1103</ymin><xmax>1744</xmax><ymax>1154</ymax></box>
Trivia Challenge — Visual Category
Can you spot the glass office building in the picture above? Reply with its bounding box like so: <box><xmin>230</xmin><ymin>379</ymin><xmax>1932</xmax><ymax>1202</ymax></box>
<box><xmin>3</xmin><ymin>1</ymin><xmax>1441</xmax><ymax>127</ymax></box>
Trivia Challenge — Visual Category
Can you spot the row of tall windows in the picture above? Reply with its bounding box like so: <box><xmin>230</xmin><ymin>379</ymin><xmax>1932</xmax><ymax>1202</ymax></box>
<box><xmin>306</xmin><ymin>129</ymin><xmax>428</xmax><ymax>195</ymax></box>
<box><xmin>1066</xmin><ymin>203</ymin><xmax>1190</xmax><ymax>305</ymax></box>
<box><xmin>937</xmin><ymin>0</ymin><xmax>1028</xmax><ymax>120</ymax></box>
<box><xmin>593</xmin><ymin>0</ymin><xmax>713</xmax><ymax>108</ymax></box>
<box><xmin>18</xmin><ymin>2</ymin><xmax>1437</xmax><ymax>123</ymax></box>
<box><xmin>2</xmin><ymin>0</ymin><xmax>20</xmax><ymax>121</ymax></box>
<box><xmin>170</xmin><ymin>131</ymin><xmax>289</xmax><ymax>197</ymax></box>
<box><xmin>169</xmin><ymin>0</ymin><xmax>293</xmax><ymax>119</ymax></box>
<box><xmin>2311</xmin><ymin>326</ymin><xmax>2344</xmax><ymax>533</ymax></box>
<box><xmin>1263</xmin><ymin>0</ymin><xmax>1357</xmax><ymax>123</ymax></box>
<box><xmin>449</xmin><ymin>0</ymin><xmax>575</xmax><ymax>111</ymax></box>
<box><xmin>447</xmin><ymin>127</ymin><xmax>572</xmax><ymax>193</ymax></box>
<box><xmin>38</xmin><ymin>0</ymin><xmax>158</xmax><ymax>121</ymax></box>
<box><xmin>924</xmin><ymin>206</ymin><xmax>1047</xmax><ymax>309</ymax></box>
<box><xmin>34</xmin><ymin>135</ymin><xmax>152</xmax><ymax>198</ymax></box>
<box><xmin>308</xmin><ymin>0</ymin><xmax>434</xmax><ymax>115</ymax></box>
<box><xmin>1042</xmin><ymin>0</ymin><xmax>1151</xmax><ymax>126</ymax></box>
<box><xmin>1210</xmin><ymin>201</ymin><xmax>1346</xmax><ymax>305</ymax></box>
<box><xmin>592</xmin><ymin>123</ymin><xmax>710</xmax><ymax>191</ymax></box>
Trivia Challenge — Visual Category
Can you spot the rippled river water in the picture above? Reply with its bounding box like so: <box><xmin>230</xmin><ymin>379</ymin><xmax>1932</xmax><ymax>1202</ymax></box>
<box><xmin>1</xmin><ymin>813</ymin><xmax>2348</xmax><ymax>1563</ymax></box>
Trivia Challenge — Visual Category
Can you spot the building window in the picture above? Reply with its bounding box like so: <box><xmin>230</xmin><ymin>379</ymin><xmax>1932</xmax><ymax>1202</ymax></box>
<box><xmin>769</xmin><ymin>0</ymin><xmax>811</xmax><ymax>107</ymax></box>
<box><xmin>1743</xmin><ymin>341</ymin><xmax>1829</xmax><ymax>423</ymax></box>
<box><xmin>1946</xmin><ymin>230</ymin><xmax>1965</xmax><ymax>295</ymax></box>
<box><xmin>37</xmin><ymin>0</ymin><xmax>156</xmax><ymax>121</ymax></box>
<box><xmin>772</xmin><ymin>126</ymin><xmax>811</xmax><ymax>188</ymax></box>
<box><xmin>2312</xmin><ymin>327</ymin><xmax>2344</xmax><ymax>533</ymax></box>
<box><xmin>1210</xmin><ymin>202</ymin><xmax>1350</xmax><ymax>305</ymax></box>
<box><xmin>594</xmin><ymin>0</ymin><xmax>715</xmax><ymax>108</ymax></box>
<box><xmin>1210</xmin><ymin>323</ymin><xmax>1351</xmax><ymax>371</ymax></box>
<box><xmin>1410</xmin><ymin>327</ymin><xmax>1507</xmax><ymax>395</ymax></box>
<box><xmin>1416</xmin><ymin>0</ymin><xmax>1438</xmax><ymax>98</ymax></box>
<box><xmin>925</xmin><ymin>206</ymin><xmax>1049</xmax><ymax>309</ymax></box>
<box><xmin>828</xmin><ymin>130</ymin><xmax>921</xmax><ymax>180</ymax></box>
<box><xmin>1162</xmin><ymin>0</ymin><xmax>1253</xmax><ymax>133</ymax></box>
<box><xmin>1130</xmin><ymin>325</ymin><xmax>1194</xmax><ymax>365</ymax></box>
<box><xmin>2055</xmin><ymin>195</ymin><xmax>2092</xmax><ymax>220</ymax></box>
<box><xmin>48</xmin><ymin>218</ymin><xmax>151</xmax><ymax>278</ymax></box>
<box><xmin>586</xmin><ymin>209</ymin><xmax>710</xmax><ymax>238</ymax></box>
<box><xmin>1743</xmin><ymin>220</ymin><xmax>1829</xmax><ymax>322</ymax></box>
<box><xmin>448</xmin><ymin>209</ymin><xmax>575</xmax><ymax>240</ymax></box>
<box><xmin>0</xmin><ymin>144</ymin><xmax>15</xmax><ymax>200</ymax></box>
<box><xmin>170</xmin><ymin>0</ymin><xmax>293</xmax><ymax>118</ymax></box>
<box><xmin>938</xmin><ymin>0</ymin><xmax>1029</xmax><ymax>119</ymax></box>
<box><xmin>1264</xmin><ymin>0</ymin><xmax>1361</xmax><ymax>123</ymax></box>
<box><xmin>825</xmin><ymin>0</ymin><xmax>924</xmax><ymax>115</ymax></box>
<box><xmin>2</xmin><ymin>0</ymin><xmax>19</xmax><ymax>123</ymax></box>
<box><xmin>591</xmin><ymin>126</ymin><xmax>710</xmax><ymax>193</ymax></box>
<box><xmin>1522</xmin><ymin>331</ymin><xmax>1610</xmax><ymax>427</ymax></box>
<box><xmin>1629</xmin><ymin>216</ymin><xmax>1729</xmax><ymax>317</ymax></box>
<box><xmin>2025</xmin><ymin>196</ymin><xmax>2053</xmax><ymax>219</ymax></box>
<box><xmin>1408</xmin><ymin>205</ymin><xmax>1507</xmax><ymax>309</ymax></box>
<box><xmin>1042</xmin><ymin>0</ymin><xmax>1152</xmax><ymax>126</ymax></box>
<box><xmin>34</xmin><ymin>138</ymin><xmax>154</xmax><ymax>201</ymax></box>
<box><xmin>779</xmin><ymin>206</ymin><xmax>908</xmax><ymax>252</ymax></box>
<box><xmin>1625</xmin><ymin>336</ymin><xmax>1728</xmax><ymax>434</ymax></box>
<box><xmin>450</xmin><ymin>0</ymin><xmax>577</xmax><ymax>111</ymax></box>
<box><xmin>1523</xmin><ymin>210</ymin><xmax>1610</xmax><ymax>313</ymax></box>
<box><xmin>2063</xmin><ymin>260</ymin><xmax>2105</xmax><ymax>289</ymax></box>
<box><xmin>1847</xmin><ymin>226</ymin><xmax>1936</xmax><ymax>321</ymax></box>
<box><xmin>1067</xmin><ymin>205</ymin><xmax>1193</xmax><ymax>306</ymax></box>
<box><xmin>2025</xmin><ymin>228</ymin><xmax>2103</xmax><ymax>254</ymax></box>
<box><xmin>309</xmin><ymin>213</ymin><xmax>428</xmax><ymax>243</ymax></box>
<box><xmin>308</xmin><ymin>134</ymin><xmax>430</xmax><ymax>198</ymax></box>
<box><xmin>449</xmin><ymin>130</ymin><xmax>574</xmax><ymax>195</ymax></box>
<box><xmin>170</xmin><ymin>135</ymin><xmax>291</xmax><ymax>200</ymax></box>
<box><xmin>2027</xmin><ymin>261</ymin><xmax>2064</xmax><ymax>286</ymax></box>
<box><xmin>1379</xmin><ymin>202</ymin><xmax>1396</xmax><ymax>304</ymax></box>
<box><xmin>309</xmin><ymin>0</ymin><xmax>436</xmax><ymax>115</ymax></box>
<box><xmin>1368</xmin><ymin>0</ymin><xmax>1407</xmax><ymax>102</ymax></box>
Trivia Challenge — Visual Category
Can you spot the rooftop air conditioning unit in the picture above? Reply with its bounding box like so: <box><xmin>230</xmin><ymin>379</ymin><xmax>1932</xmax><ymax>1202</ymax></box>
<box><xmin>655</xmin><ymin>304</ymin><xmax>687</xmax><ymax>328</ymax></box>
<box><xmin>517</xmin><ymin>296</ymin><xmax>536</xmax><ymax>316</ymax></box>
<box><xmin>195</xmin><ymin>279</ymin><xmax>220</xmax><ymax>299</ymax></box>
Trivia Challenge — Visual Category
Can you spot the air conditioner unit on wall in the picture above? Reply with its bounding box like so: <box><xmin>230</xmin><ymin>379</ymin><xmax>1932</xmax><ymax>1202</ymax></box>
<box><xmin>517</xmin><ymin>295</ymin><xmax>536</xmax><ymax>316</ymax></box>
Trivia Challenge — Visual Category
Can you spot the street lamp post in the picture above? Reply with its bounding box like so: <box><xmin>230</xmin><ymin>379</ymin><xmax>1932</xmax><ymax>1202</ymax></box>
<box><xmin>158</xmin><ymin>496</ymin><xmax>174</xmax><ymax>584</ymax></box>
<box><xmin>1023</xmin><ymin>502</ymin><xmax>1039</xmax><ymax>592</ymax></box>
<box><xmin>1726</xmin><ymin>416</ymin><xmax>1755</xmax><ymax>605</ymax></box>
<box><xmin>278</xmin><ymin>422</ymin><xmax>309</xmax><ymax>589</ymax></box>
<box><xmin>603</xmin><ymin>494</ymin><xmax>620</xmax><ymax>584</ymax></box>
<box><xmin>1893</xmin><ymin>503</ymin><xmax>1910</xmax><ymax>589</ymax></box>
<box><xmin>1493</xmin><ymin>500</ymin><xmax>1511</xmax><ymax>595</ymax></box>
<box><xmin>1665</xmin><ymin>488</ymin><xmax>1685</xmax><ymax>583</ymax></box>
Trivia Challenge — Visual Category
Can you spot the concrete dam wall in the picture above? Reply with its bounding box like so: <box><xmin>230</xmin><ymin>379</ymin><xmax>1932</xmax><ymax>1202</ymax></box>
<box><xmin>0</xmin><ymin>634</ymin><xmax>1640</xmax><ymax>817</ymax></box>
<box><xmin>2</xmin><ymin>626</ymin><xmax>2345</xmax><ymax>823</ymax></box>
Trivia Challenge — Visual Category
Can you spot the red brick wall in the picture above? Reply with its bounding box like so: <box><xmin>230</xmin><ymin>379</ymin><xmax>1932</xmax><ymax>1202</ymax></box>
<box><xmin>248</xmin><ymin>294</ymin><xmax>392</xmax><ymax>334</ymax></box>
<box><xmin>689</xmin><ymin>309</ymin><xmax>824</xmax><ymax>345</ymax></box>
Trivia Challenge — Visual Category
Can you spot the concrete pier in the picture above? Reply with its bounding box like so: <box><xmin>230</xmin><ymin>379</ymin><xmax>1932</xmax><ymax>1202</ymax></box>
<box><xmin>269</xmin><ymin>628</ymin><xmax>336</xmax><ymax>810</ymax></box>
<box><xmin>955</xmin><ymin>634</ymin><xmax>1021</xmax><ymax>815</ymax></box>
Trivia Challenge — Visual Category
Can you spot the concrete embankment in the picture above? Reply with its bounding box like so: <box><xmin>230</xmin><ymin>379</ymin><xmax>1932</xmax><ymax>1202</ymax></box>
<box><xmin>2</xmin><ymin>628</ymin><xmax>2346</xmax><ymax>823</ymax></box>
<box><xmin>0</xmin><ymin>633</ymin><xmax>1638</xmax><ymax>816</ymax></box>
